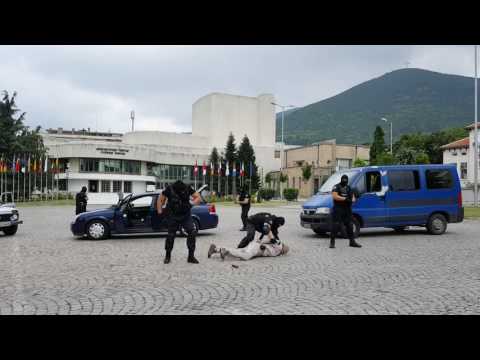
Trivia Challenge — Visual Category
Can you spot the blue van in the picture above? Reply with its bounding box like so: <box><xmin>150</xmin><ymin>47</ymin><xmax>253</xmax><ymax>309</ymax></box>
<box><xmin>301</xmin><ymin>164</ymin><xmax>464</xmax><ymax>236</ymax></box>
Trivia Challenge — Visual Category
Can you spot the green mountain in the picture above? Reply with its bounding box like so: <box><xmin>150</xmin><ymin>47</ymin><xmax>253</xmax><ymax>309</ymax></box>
<box><xmin>277</xmin><ymin>68</ymin><xmax>479</xmax><ymax>145</ymax></box>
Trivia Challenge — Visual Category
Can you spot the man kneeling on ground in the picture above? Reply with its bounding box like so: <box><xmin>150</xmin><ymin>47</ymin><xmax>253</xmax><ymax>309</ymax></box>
<box><xmin>208</xmin><ymin>223</ymin><xmax>289</xmax><ymax>261</ymax></box>
<box><xmin>237</xmin><ymin>212</ymin><xmax>285</xmax><ymax>249</ymax></box>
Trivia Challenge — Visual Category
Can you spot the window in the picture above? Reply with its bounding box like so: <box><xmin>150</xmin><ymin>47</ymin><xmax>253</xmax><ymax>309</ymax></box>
<box><xmin>366</xmin><ymin>171</ymin><xmax>382</xmax><ymax>192</ymax></box>
<box><xmin>79</xmin><ymin>158</ymin><xmax>140</xmax><ymax>175</ymax></box>
<box><xmin>426</xmin><ymin>169</ymin><xmax>453</xmax><ymax>189</ymax></box>
<box><xmin>336</xmin><ymin>158</ymin><xmax>352</xmax><ymax>171</ymax></box>
<box><xmin>123</xmin><ymin>181</ymin><xmax>132</xmax><ymax>193</ymax></box>
<box><xmin>101</xmin><ymin>180</ymin><xmax>111</xmax><ymax>193</ymax></box>
<box><xmin>274</xmin><ymin>151</ymin><xmax>281</xmax><ymax>159</ymax></box>
<box><xmin>58</xmin><ymin>179</ymin><xmax>67</xmax><ymax>191</ymax></box>
<box><xmin>113</xmin><ymin>181</ymin><xmax>122</xmax><ymax>193</ymax></box>
<box><xmin>388</xmin><ymin>171</ymin><xmax>420</xmax><ymax>191</ymax></box>
<box><xmin>460</xmin><ymin>163</ymin><xmax>467</xmax><ymax>179</ymax></box>
<box><xmin>130</xmin><ymin>195</ymin><xmax>153</xmax><ymax>208</ymax></box>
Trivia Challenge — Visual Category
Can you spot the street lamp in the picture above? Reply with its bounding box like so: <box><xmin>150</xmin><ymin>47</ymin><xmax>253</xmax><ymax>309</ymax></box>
<box><xmin>474</xmin><ymin>45</ymin><xmax>478</xmax><ymax>208</ymax></box>
<box><xmin>381</xmin><ymin>117</ymin><xmax>393</xmax><ymax>154</ymax></box>
<box><xmin>272</xmin><ymin>102</ymin><xmax>295</xmax><ymax>199</ymax></box>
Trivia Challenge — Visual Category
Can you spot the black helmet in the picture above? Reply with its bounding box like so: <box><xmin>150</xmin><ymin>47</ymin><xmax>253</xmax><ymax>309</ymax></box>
<box><xmin>274</xmin><ymin>216</ymin><xmax>285</xmax><ymax>227</ymax></box>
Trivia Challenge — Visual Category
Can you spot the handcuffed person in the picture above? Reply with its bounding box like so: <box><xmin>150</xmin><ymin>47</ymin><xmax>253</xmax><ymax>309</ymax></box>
<box><xmin>208</xmin><ymin>223</ymin><xmax>289</xmax><ymax>261</ymax></box>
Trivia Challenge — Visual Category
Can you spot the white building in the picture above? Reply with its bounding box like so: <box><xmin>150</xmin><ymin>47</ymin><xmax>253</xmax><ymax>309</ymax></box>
<box><xmin>42</xmin><ymin>93</ymin><xmax>280</xmax><ymax>204</ymax></box>
<box><xmin>441</xmin><ymin>123</ymin><xmax>479</xmax><ymax>188</ymax></box>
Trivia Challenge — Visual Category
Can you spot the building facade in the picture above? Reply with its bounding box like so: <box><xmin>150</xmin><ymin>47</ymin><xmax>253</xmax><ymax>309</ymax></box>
<box><xmin>441</xmin><ymin>123</ymin><xmax>480</xmax><ymax>188</ymax></box>
<box><xmin>268</xmin><ymin>140</ymin><xmax>370</xmax><ymax>199</ymax></box>
<box><xmin>42</xmin><ymin>93</ymin><xmax>280</xmax><ymax>204</ymax></box>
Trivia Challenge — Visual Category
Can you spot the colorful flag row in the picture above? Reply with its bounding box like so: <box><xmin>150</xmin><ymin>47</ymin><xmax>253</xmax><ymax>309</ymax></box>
<box><xmin>0</xmin><ymin>155</ymin><xmax>60</xmax><ymax>174</ymax></box>
<box><xmin>192</xmin><ymin>160</ymin><xmax>255</xmax><ymax>177</ymax></box>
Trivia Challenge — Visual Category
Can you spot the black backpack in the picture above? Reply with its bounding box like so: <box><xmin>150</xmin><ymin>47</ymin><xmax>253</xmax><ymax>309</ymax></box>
<box><xmin>168</xmin><ymin>186</ymin><xmax>191</xmax><ymax>215</ymax></box>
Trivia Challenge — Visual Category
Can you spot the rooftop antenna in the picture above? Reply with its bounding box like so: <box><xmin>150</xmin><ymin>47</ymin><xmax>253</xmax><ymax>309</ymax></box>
<box><xmin>130</xmin><ymin>110</ymin><xmax>135</xmax><ymax>132</ymax></box>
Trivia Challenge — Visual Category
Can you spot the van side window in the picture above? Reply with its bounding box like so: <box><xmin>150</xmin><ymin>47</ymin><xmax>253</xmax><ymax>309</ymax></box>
<box><xmin>388</xmin><ymin>171</ymin><xmax>420</xmax><ymax>191</ymax></box>
<box><xmin>354</xmin><ymin>175</ymin><xmax>366</xmax><ymax>194</ymax></box>
<box><xmin>426</xmin><ymin>169</ymin><xmax>453</xmax><ymax>189</ymax></box>
<box><xmin>366</xmin><ymin>171</ymin><xmax>382</xmax><ymax>193</ymax></box>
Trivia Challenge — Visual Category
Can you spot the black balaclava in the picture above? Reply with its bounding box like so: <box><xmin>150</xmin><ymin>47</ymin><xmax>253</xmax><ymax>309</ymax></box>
<box><xmin>172</xmin><ymin>180</ymin><xmax>186</xmax><ymax>193</ymax></box>
<box><xmin>81</xmin><ymin>186</ymin><xmax>87</xmax><ymax>192</ymax></box>
<box><xmin>340</xmin><ymin>175</ymin><xmax>349</xmax><ymax>186</ymax></box>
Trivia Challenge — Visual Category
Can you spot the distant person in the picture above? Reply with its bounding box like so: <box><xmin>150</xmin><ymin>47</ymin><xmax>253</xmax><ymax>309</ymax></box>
<box><xmin>237</xmin><ymin>212</ymin><xmax>285</xmax><ymax>249</ymax></box>
<box><xmin>237</xmin><ymin>186</ymin><xmax>251</xmax><ymax>231</ymax></box>
<box><xmin>330</xmin><ymin>174</ymin><xmax>362</xmax><ymax>249</ymax></box>
<box><xmin>208</xmin><ymin>225</ymin><xmax>289</xmax><ymax>261</ymax></box>
<box><xmin>75</xmin><ymin>186</ymin><xmax>88</xmax><ymax>215</ymax></box>
<box><xmin>156</xmin><ymin>180</ymin><xmax>202</xmax><ymax>264</ymax></box>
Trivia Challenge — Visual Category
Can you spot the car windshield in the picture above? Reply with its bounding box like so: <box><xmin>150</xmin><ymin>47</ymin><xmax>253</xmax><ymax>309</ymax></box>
<box><xmin>318</xmin><ymin>170</ymin><xmax>360</xmax><ymax>194</ymax></box>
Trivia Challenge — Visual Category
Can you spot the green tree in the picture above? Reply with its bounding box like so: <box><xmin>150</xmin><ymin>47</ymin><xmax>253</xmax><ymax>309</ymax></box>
<box><xmin>302</xmin><ymin>163</ymin><xmax>312</xmax><ymax>182</ymax></box>
<box><xmin>237</xmin><ymin>135</ymin><xmax>260</xmax><ymax>191</ymax></box>
<box><xmin>376</xmin><ymin>152</ymin><xmax>395</xmax><ymax>165</ymax></box>
<box><xmin>414</xmin><ymin>152</ymin><xmax>430</xmax><ymax>164</ymax></box>
<box><xmin>353</xmin><ymin>158</ymin><xmax>368</xmax><ymax>167</ymax></box>
<box><xmin>224</xmin><ymin>133</ymin><xmax>238</xmax><ymax>195</ymax></box>
<box><xmin>370</xmin><ymin>126</ymin><xmax>386</xmax><ymax>165</ymax></box>
<box><xmin>265</xmin><ymin>172</ymin><xmax>273</xmax><ymax>188</ymax></box>
<box><xmin>0</xmin><ymin>91</ymin><xmax>46</xmax><ymax>158</ymax></box>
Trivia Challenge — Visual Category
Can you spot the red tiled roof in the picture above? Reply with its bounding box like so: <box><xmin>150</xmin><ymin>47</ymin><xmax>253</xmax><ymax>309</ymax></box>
<box><xmin>440</xmin><ymin>137</ymin><xmax>469</xmax><ymax>150</ymax></box>
<box><xmin>466</xmin><ymin>123</ymin><xmax>480</xmax><ymax>130</ymax></box>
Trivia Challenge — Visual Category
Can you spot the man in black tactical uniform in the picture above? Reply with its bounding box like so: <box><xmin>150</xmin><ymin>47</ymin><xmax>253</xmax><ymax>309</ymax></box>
<box><xmin>75</xmin><ymin>186</ymin><xmax>88</xmax><ymax>215</ymax></box>
<box><xmin>330</xmin><ymin>174</ymin><xmax>362</xmax><ymax>249</ymax></box>
<box><xmin>237</xmin><ymin>212</ymin><xmax>285</xmax><ymax>249</ymax></box>
<box><xmin>156</xmin><ymin>180</ymin><xmax>202</xmax><ymax>264</ymax></box>
<box><xmin>237</xmin><ymin>186</ymin><xmax>251</xmax><ymax>231</ymax></box>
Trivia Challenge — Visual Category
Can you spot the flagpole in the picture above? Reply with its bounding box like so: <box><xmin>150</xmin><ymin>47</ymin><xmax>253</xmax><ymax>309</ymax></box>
<box><xmin>28</xmin><ymin>156</ymin><xmax>31</xmax><ymax>201</ymax></box>
<box><xmin>23</xmin><ymin>157</ymin><xmax>26</xmax><ymax>202</ymax></box>
<box><xmin>249</xmin><ymin>162</ymin><xmax>252</xmax><ymax>195</ymax></box>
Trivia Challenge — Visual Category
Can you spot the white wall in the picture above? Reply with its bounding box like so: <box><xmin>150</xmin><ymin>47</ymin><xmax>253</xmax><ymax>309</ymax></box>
<box><xmin>443</xmin><ymin>148</ymin><xmax>469</xmax><ymax>186</ymax></box>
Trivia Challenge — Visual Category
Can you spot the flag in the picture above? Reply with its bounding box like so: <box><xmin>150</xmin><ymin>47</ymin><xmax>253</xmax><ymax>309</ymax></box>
<box><xmin>226</xmin><ymin>163</ymin><xmax>230</xmax><ymax>177</ymax></box>
<box><xmin>202</xmin><ymin>161</ymin><xmax>206</xmax><ymax>176</ymax></box>
<box><xmin>250</xmin><ymin>161</ymin><xmax>254</xmax><ymax>176</ymax></box>
<box><xmin>232</xmin><ymin>162</ymin><xmax>237</xmax><ymax>177</ymax></box>
<box><xmin>219</xmin><ymin>161</ymin><xmax>222</xmax><ymax>176</ymax></box>
<box><xmin>210</xmin><ymin>162</ymin><xmax>214</xmax><ymax>175</ymax></box>
<box><xmin>16</xmin><ymin>158</ymin><xmax>20</xmax><ymax>173</ymax></box>
<box><xmin>44</xmin><ymin>156</ymin><xmax>48</xmax><ymax>173</ymax></box>
<box><xmin>27</xmin><ymin>156</ymin><xmax>31</xmax><ymax>173</ymax></box>
<box><xmin>240</xmin><ymin>162</ymin><xmax>244</xmax><ymax>177</ymax></box>
<box><xmin>56</xmin><ymin>158</ymin><xmax>59</xmax><ymax>173</ymax></box>
<box><xmin>0</xmin><ymin>156</ymin><xmax>3</xmax><ymax>174</ymax></box>
<box><xmin>194</xmin><ymin>160</ymin><xmax>198</xmax><ymax>176</ymax></box>
<box><xmin>21</xmin><ymin>157</ymin><xmax>26</xmax><ymax>173</ymax></box>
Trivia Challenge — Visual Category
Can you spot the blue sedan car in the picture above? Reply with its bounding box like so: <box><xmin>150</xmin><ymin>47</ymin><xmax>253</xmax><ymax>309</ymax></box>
<box><xmin>71</xmin><ymin>186</ymin><xmax>218</xmax><ymax>240</ymax></box>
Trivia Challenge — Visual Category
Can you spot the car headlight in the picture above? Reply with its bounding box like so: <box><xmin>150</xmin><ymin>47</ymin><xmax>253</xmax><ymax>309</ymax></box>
<box><xmin>10</xmin><ymin>213</ymin><xmax>19</xmax><ymax>221</ymax></box>
<box><xmin>315</xmin><ymin>207</ymin><xmax>330</xmax><ymax>214</ymax></box>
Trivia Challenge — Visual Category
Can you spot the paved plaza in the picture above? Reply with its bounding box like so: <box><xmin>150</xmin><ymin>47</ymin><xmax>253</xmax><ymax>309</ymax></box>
<box><xmin>1</xmin><ymin>204</ymin><xmax>480</xmax><ymax>315</ymax></box>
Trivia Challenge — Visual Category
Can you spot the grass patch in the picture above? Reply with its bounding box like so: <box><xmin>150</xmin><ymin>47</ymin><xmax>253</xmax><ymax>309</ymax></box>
<box><xmin>16</xmin><ymin>199</ymin><xmax>75</xmax><ymax>207</ymax></box>
<box><xmin>464</xmin><ymin>207</ymin><xmax>480</xmax><ymax>219</ymax></box>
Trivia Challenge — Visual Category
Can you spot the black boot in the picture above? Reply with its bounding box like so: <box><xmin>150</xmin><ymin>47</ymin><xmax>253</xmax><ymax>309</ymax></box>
<box><xmin>164</xmin><ymin>251</ymin><xmax>171</xmax><ymax>264</ymax></box>
<box><xmin>329</xmin><ymin>239</ymin><xmax>335</xmax><ymax>249</ymax></box>
<box><xmin>188</xmin><ymin>251</ymin><xmax>199</xmax><ymax>264</ymax></box>
<box><xmin>349</xmin><ymin>239</ymin><xmax>362</xmax><ymax>248</ymax></box>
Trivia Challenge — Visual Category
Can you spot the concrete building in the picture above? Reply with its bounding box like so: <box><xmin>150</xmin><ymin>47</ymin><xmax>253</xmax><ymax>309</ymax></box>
<box><xmin>268</xmin><ymin>140</ymin><xmax>370</xmax><ymax>199</ymax></box>
<box><xmin>42</xmin><ymin>93</ymin><xmax>280</xmax><ymax>204</ymax></box>
<box><xmin>441</xmin><ymin>123</ymin><xmax>480</xmax><ymax>188</ymax></box>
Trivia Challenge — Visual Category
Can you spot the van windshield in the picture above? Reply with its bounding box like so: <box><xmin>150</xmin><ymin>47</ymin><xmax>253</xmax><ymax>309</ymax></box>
<box><xmin>318</xmin><ymin>171</ymin><xmax>360</xmax><ymax>194</ymax></box>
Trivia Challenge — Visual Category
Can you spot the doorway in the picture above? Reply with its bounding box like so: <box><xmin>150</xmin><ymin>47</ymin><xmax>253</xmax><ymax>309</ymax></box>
<box><xmin>88</xmin><ymin>180</ymin><xmax>99</xmax><ymax>193</ymax></box>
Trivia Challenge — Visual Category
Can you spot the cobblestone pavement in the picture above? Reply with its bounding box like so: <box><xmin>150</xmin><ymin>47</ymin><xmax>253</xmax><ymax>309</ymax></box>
<box><xmin>1</xmin><ymin>204</ymin><xmax>480</xmax><ymax>315</ymax></box>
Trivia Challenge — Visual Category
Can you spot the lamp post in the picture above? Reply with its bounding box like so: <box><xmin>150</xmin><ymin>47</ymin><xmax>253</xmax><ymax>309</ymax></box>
<box><xmin>474</xmin><ymin>45</ymin><xmax>478</xmax><ymax>208</ymax></box>
<box><xmin>381</xmin><ymin>117</ymin><xmax>393</xmax><ymax>154</ymax></box>
<box><xmin>130</xmin><ymin>110</ymin><xmax>135</xmax><ymax>132</ymax></box>
<box><xmin>272</xmin><ymin>102</ymin><xmax>295</xmax><ymax>199</ymax></box>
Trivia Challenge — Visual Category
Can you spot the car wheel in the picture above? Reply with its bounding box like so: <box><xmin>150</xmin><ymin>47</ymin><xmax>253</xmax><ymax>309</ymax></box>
<box><xmin>2</xmin><ymin>225</ymin><xmax>18</xmax><ymax>236</ymax></box>
<box><xmin>86</xmin><ymin>220</ymin><xmax>109</xmax><ymax>240</ymax></box>
<box><xmin>427</xmin><ymin>214</ymin><xmax>447</xmax><ymax>235</ymax></box>
<box><xmin>180</xmin><ymin>219</ymin><xmax>199</xmax><ymax>237</ymax></box>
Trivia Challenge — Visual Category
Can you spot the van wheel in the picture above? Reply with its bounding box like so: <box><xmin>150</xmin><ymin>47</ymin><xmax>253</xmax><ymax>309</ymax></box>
<box><xmin>86</xmin><ymin>220</ymin><xmax>110</xmax><ymax>240</ymax></box>
<box><xmin>427</xmin><ymin>214</ymin><xmax>447</xmax><ymax>235</ymax></box>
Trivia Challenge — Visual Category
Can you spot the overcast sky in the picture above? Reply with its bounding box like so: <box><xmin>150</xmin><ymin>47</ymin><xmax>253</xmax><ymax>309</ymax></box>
<box><xmin>0</xmin><ymin>45</ymin><xmax>477</xmax><ymax>134</ymax></box>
